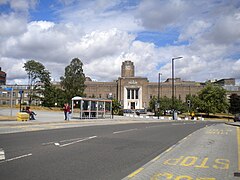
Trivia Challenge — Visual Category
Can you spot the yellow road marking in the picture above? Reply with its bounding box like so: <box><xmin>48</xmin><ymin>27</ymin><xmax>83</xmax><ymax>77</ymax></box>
<box><xmin>237</xmin><ymin>127</ymin><xmax>240</xmax><ymax>171</ymax></box>
<box><xmin>127</xmin><ymin>167</ymin><xmax>144</xmax><ymax>178</ymax></box>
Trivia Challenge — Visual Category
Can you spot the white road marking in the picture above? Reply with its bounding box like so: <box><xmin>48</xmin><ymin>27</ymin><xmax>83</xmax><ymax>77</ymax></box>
<box><xmin>59</xmin><ymin>136</ymin><xmax>97</xmax><ymax>147</ymax></box>
<box><xmin>42</xmin><ymin>137</ymin><xmax>86</xmax><ymax>146</ymax></box>
<box><xmin>60</xmin><ymin>137</ymin><xmax>84</xmax><ymax>143</ymax></box>
<box><xmin>145</xmin><ymin>125</ymin><xmax>163</xmax><ymax>128</ymax></box>
<box><xmin>42</xmin><ymin>141</ymin><xmax>55</xmax><ymax>146</ymax></box>
<box><xmin>0</xmin><ymin>149</ymin><xmax>5</xmax><ymax>160</ymax></box>
<box><xmin>0</xmin><ymin>153</ymin><xmax>32</xmax><ymax>164</ymax></box>
<box><xmin>113</xmin><ymin>128</ymin><xmax>138</xmax><ymax>134</ymax></box>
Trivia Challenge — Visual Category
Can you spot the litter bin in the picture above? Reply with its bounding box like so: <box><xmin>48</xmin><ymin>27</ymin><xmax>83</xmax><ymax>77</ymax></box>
<box><xmin>17</xmin><ymin>112</ymin><xmax>29</xmax><ymax>121</ymax></box>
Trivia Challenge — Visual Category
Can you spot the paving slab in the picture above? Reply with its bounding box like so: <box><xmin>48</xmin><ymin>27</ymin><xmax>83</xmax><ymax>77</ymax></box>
<box><xmin>123</xmin><ymin>124</ymin><xmax>239</xmax><ymax>180</ymax></box>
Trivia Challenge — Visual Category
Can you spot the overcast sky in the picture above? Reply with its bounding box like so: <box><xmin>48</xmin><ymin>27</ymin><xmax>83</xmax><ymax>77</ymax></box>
<box><xmin>0</xmin><ymin>0</ymin><xmax>240</xmax><ymax>84</ymax></box>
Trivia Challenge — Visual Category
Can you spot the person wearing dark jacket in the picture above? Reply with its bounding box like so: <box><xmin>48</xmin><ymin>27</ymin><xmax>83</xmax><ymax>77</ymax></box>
<box><xmin>26</xmin><ymin>106</ymin><xmax>36</xmax><ymax>120</ymax></box>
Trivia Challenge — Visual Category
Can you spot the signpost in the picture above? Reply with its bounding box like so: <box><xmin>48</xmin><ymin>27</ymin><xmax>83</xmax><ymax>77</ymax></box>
<box><xmin>19</xmin><ymin>90</ymin><xmax>24</xmax><ymax>112</ymax></box>
<box><xmin>4</xmin><ymin>87</ymin><xmax>13</xmax><ymax>116</ymax></box>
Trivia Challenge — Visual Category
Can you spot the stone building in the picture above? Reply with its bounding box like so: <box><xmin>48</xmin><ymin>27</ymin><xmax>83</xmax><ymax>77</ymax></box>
<box><xmin>85</xmin><ymin>60</ymin><xmax>206</xmax><ymax>110</ymax></box>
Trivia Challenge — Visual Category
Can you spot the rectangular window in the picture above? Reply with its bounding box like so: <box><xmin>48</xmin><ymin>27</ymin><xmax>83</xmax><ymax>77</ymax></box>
<box><xmin>127</xmin><ymin>89</ymin><xmax>130</xmax><ymax>99</ymax></box>
<box><xmin>131</xmin><ymin>89</ymin><xmax>134</xmax><ymax>99</ymax></box>
<box><xmin>135</xmin><ymin>89</ymin><xmax>139</xmax><ymax>99</ymax></box>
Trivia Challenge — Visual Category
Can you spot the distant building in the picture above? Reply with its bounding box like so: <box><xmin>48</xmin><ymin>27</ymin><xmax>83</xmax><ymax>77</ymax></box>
<box><xmin>85</xmin><ymin>61</ymin><xmax>206</xmax><ymax>110</ymax></box>
<box><xmin>0</xmin><ymin>61</ymin><xmax>239</xmax><ymax>108</ymax></box>
<box><xmin>0</xmin><ymin>67</ymin><xmax>6</xmax><ymax>85</ymax></box>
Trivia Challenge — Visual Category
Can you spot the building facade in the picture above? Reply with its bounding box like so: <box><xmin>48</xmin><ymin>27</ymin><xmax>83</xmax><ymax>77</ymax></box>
<box><xmin>85</xmin><ymin>61</ymin><xmax>207</xmax><ymax>110</ymax></box>
<box><xmin>1</xmin><ymin>61</ymin><xmax>239</xmax><ymax>108</ymax></box>
<box><xmin>0</xmin><ymin>67</ymin><xmax>6</xmax><ymax>85</ymax></box>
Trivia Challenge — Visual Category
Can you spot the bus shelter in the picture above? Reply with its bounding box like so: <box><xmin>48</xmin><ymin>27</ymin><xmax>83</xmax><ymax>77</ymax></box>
<box><xmin>71</xmin><ymin>96</ymin><xmax>112</xmax><ymax>119</ymax></box>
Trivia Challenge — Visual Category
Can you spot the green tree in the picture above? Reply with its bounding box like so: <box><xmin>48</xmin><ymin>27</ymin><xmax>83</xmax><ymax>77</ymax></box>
<box><xmin>229</xmin><ymin>93</ymin><xmax>240</xmax><ymax>114</ymax></box>
<box><xmin>149</xmin><ymin>96</ymin><xmax>158</xmax><ymax>115</ymax></box>
<box><xmin>41</xmin><ymin>85</ymin><xmax>66</xmax><ymax>107</ymax></box>
<box><xmin>198</xmin><ymin>83</ymin><xmax>229</xmax><ymax>115</ymax></box>
<box><xmin>60</xmin><ymin>58</ymin><xmax>86</xmax><ymax>102</ymax></box>
<box><xmin>185</xmin><ymin>94</ymin><xmax>201</xmax><ymax>112</ymax></box>
<box><xmin>23</xmin><ymin>60</ymin><xmax>51</xmax><ymax>105</ymax></box>
<box><xmin>149</xmin><ymin>96</ymin><xmax>186</xmax><ymax>115</ymax></box>
<box><xmin>112</xmin><ymin>99</ymin><xmax>122</xmax><ymax>115</ymax></box>
<box><xmin>159</xmin><ymin>96</ymin><xmax>172</xmax><ymax>115</ymax></box>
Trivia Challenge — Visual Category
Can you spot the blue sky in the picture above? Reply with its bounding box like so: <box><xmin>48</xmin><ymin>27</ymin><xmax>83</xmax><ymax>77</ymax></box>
<box><xmin>29</xmin><ymin>1</ymin><xmax>60</xmax><ymax>22</ymax></box>
<box><xmin>0</xmin><ymin>0</ymin><xmax>239</xmax><ymax>84</ymax></box>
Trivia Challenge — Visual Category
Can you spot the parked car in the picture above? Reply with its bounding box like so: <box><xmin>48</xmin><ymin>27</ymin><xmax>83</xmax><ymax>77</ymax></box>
<box><xmin>234</xmin><ymin>114</ymin><xmax>240</xmax><ymax>122</ymax></box>
<box><xmin>136</xmin><ymin>109</ymin><xmax>147</xmax><ymax>114</ymax></box>
<box><xmin>123</xmin><ymin>109</ymin><xmax>134</xmax><ymax>113</ymax></box>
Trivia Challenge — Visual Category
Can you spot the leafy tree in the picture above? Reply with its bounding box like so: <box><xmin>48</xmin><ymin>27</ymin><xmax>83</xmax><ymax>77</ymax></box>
<box><xmin>41</xmin><ymin>85</ymin><xmax>66</xmax><ymax>107</ymax></box>
<box><xmin>60</xmin><ymin>58</ymin><xmax>86</xmax><ymax>102</ymax></box>
<box><xmin>112</xmin><ymin>99</ymin><xmax>122</xmax><ymax>115</ymax></box>
<box><xmin>198</xmin><ymin>83</ymin><xmax>229</xmax><ymax>115</ymax></box>
<box><xmin>229</xmin><ymin>93</ymin><xmax>240</xmax><ymax>114</ymax></box>
<box><xmin>149</xmin><ymin>96</ymin><xmax>158</xmax><ymax>115</ymax></box>
<box><xmin>23</xmin><ymin>60</ymin><xmax>51</xmax><ymax>105</ymax></box>
<box><xmin>185</xmin><ymin>94</ymin><xmax>201</xmax><ymax>112</ymax></box>
<box><xmin>159</xmin><ymin>96</ymin><xmax>172</xmax><ymax>115</ymax></box>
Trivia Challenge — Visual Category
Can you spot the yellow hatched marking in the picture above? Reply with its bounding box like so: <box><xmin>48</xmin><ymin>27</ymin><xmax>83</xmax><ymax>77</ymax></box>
<box><xmin>127</xmin><ymin>167</ymin><xmax>144</xmax><ymax>178</ymax></box>
<box><xmin>237</xmin><ymin>127</ymin><xmax>240</xmax><ymax>171</ymax></box>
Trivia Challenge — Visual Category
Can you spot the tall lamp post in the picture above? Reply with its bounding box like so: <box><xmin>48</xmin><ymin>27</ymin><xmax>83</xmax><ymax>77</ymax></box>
<box><xmin>172</xmin><ymin>56</ymin><xmax>183</xmax><ymax>120</ymax></box>
<box><xmin>158</xmin><ymin>73</ymin><xmax>162</xmax><ymax>119</ymax></box>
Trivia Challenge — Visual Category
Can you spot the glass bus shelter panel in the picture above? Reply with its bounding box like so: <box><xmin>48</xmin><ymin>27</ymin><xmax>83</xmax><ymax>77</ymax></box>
<box><xmin>105</xmin><ymin>102</ymin><xmax>111</xmax><ymax>111</ymax></box>
<box><xmin>97</xmin><ymin>112</ymin><xmax>104</xmax><ymax>119</ymax></box>
<box><xmin>82</xmin><ymin>100</ymin><xmax>89</xmax><ymax>110</ymax></box>
<box><xmin>98</xmin><ymin>101</ymin><xmax>104</xmax><ymax>111</ymax></box>
<box><xmin>91</xmin><ymin>101</ymin><xmax>97</xmax><ymax>111</ymax></box>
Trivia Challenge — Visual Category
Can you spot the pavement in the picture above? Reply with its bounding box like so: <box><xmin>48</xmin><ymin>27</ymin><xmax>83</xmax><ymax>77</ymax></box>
<box><xmin>123</xmin><ymin>123</ymin><xmax>240</xmax><ymax>180</ymax></box>
<box><xmin>1</xmin><ymin>108</ymin><xmax>240</xmax><ymax>179</ymax></box>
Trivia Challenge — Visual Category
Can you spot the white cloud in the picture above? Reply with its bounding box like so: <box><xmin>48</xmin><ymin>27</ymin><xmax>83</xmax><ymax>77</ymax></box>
<box><xmin>178</xmin><ymin>20</ymin><xmax>211</xmax><ymax>42</ymax></box>
<box><xmin>0</xmin><ymin>0</ymin><xmax>37</xmax><ymax>12</ymax></box>
<box><xmin>0</xmin><ymin>0</ymin><xmax>240</xmax><ymax>85</ymax></box>
<box><xmin>136</xmin><ymin>0</ymin><xmax>189</xmax><ymax>30</ymax></box>
<box><xmin>0</xmin><ymin>13</ymin><xmax>27</xmax><ymax>36</ymax></box>
<box><xmin>203</xmin><ymin>13</ymin><xmax>240</xmax><ymax>45</ymax></box>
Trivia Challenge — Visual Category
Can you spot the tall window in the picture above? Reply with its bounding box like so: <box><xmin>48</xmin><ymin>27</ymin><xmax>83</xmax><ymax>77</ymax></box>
<box><xmin>131</xmin><ymin>89</ymin><xmax>134</xmax><ymax>99</ymax></box>
<box><xmin>136</xmin><ymin>89</ymin><xmax>139</xmax><ymax>99</ymax></box>
<box><xmin>127</xmin><ymin>89</ymin><xmax>130</xmax><ymax>99</ymax></box>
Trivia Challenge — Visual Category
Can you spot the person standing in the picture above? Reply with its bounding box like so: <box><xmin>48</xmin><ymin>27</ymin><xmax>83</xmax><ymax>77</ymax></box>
<box><xmin>66</xmin><ymin>103</ymin><xmax>71</xmax><ymax>121</ymax></box>
<box><xmin>63</xmin><ymin>103</ymin><xmax>71</xmax><ymax>121</ymax></box>
<box><xmin>63</xmin><ymin>103</ymin><xmax>68</xmax><ymax>120</ymax></box>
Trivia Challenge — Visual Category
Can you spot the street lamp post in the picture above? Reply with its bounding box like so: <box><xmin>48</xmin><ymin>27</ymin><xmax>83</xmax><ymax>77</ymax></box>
<box><xmin>172</xmin><ymin>56</ymin><xmax>183</xmax><ymax>120</ymax></box>
<box><xmin>158</xmin><ymin>73</ymin><xmax>162</xmax><ymax>119</ymax></box>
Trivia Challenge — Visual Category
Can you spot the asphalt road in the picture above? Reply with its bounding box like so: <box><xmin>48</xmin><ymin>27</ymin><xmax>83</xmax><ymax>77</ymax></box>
<box><xmin>0</xmin><ymin>121</ymin><xmax>217</xmax><ymax>180</ymax></box>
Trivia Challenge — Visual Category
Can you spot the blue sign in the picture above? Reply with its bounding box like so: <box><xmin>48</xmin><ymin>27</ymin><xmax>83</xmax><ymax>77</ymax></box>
<box><xmin>4</xmin><ymin>87</ymin><xmax>13</xmax><ymax>91</ymax></box>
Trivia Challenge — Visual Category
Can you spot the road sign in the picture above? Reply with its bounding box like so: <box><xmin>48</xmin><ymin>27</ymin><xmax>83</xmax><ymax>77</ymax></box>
<box><xmin>4</xmin><ymin>87</ymin><xmax>13</xmax><ymax>91</ymax></box>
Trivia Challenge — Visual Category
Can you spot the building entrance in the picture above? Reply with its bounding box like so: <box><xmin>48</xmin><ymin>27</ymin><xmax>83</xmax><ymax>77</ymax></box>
<box><xmin>131</xmin><ymin>102</ymin><xmax>135</xmax><ymax>109</ymax></box>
